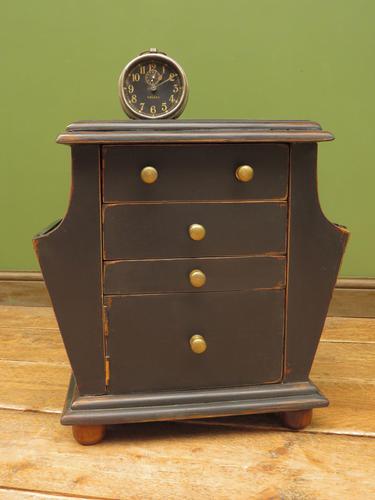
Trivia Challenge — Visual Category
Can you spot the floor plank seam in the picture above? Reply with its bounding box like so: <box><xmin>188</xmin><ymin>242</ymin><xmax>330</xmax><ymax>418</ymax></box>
<box><xmin>177</xmin><ymin>420</ymin><xmax>375</xmax><ymax>438</ymax></box>
<box><xmin>1</xmin><ymin>405</ymin><xmax>374</xmax><ymax>439</ymax></box>
<box><xmin>0</xmin><ymin>327</ymin><xmax>60</xmax><ymax>332</ymax></box>
<box><xmin>1</xmin><ymin>307</ymin><xmax>374</xmax><ymax>458</ymax></box>
<box><xmin>0</xmin><ymin>358</ymin><xmax>69</xmax><ymax>367</ymax></box>
<box><xmin>312</xmin><ymin>376</ymin><xmax>375</xmax><ymax>385</ymax></box>
<box><xmin>321</xmin><ymin>339</ymin><xmax>375</xmax><ymax>344</ymax></box>
<box><xmin>0</xmin><ymin>485</ymin><xmax>120</xmax><ymax>500</ymax></box>
<box><xmin>0</xmin><ymin>404</ymin><xmax>61</xmax><ymax>415</ymax></box>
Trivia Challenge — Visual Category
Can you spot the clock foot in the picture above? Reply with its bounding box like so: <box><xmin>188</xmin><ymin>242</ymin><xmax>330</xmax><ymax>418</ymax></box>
<box><xmin>280</xmin><ymin>409</ymin><xmax>313</xmax><ymax>430</ymax></box>
<box><xmin>72</xmin><ymin>424</ymin><xmax>106</xmax><ymax>445</ymax></box>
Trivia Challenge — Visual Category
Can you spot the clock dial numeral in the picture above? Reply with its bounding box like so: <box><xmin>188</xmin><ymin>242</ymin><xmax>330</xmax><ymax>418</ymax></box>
<box><xmin>121</xmin><ymin>57</ymin><xmax>186</xmax><ymax>117</ymax></box>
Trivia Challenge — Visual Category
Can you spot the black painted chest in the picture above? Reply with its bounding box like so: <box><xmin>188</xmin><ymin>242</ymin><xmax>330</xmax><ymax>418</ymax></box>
<box><xmin>34</xmin><ymin>120</ymin><xmax>348</xmax><ymax>444</ymax></box>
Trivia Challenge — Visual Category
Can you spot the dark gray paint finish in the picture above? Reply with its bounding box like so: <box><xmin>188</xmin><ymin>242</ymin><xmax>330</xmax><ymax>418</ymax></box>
<box><xmin>57</xmin><ymin>119</ymin><xmax>334</xmax><ymax>145</ymax></box>
<box><xmin>33</xmin><ymin>145</ymin><xmax>105</xmax><ymax>395</ymax></box>
<box><xmin>67</xmin><ymin>119</ymin><xmax>323</xmax><ymax>132</ymax></box>
<box><xmin>104</xmin><ymin>256</ymin><xmax>286</xmax><ymax>295</ymax></box>
<box><xmin>71</xmin><ymin>379</ymin><xmax>324</xmax><ymax>410</ymax></box>
<box><xmin>103</xmin><ymin>144</ymin><xmax>289</xmax><ymax>202</ymax></box>
<box><xmin>33</xmin><ymin>121</ymin><xmax>347</xmax><ymax>429</ymax></box>
<box><xmin>103</xmin><ymin>202</ymin><xmax>287</xmax><ymax>260</ymax></box>
<box><xmin>284</xmin><ymin>143</ymin><xmax>349</xmax><ymax>381</ymax></box>
<box><xmin>105</xmin><ymin>290</ymin><xmax>285</xmax><ymax>394</ymax></box>
<box><xmin>61</xmin><ymin>375</ymin><xmax>328</xmax><ymax>426</ymax></box>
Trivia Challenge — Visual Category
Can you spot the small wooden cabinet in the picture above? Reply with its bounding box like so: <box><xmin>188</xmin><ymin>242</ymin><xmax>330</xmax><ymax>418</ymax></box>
<box><xmin>34</xmin><ymin>120</ymin><xmax>348</xmax><ymax>444</ymax></box>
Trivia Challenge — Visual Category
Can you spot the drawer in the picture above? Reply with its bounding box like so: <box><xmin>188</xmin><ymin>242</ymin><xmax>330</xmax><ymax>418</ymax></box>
<box><xmin>104</xmin><ymin>256</ymin><xmax>286</xmax><ymax>295</ymax></box>
<box><xmin>103</xmin><ymin>202</ymin><xmax>287</xmax><ymax>260</ymax></box>
<box><xmin>105</xmin><ymin>290</ymin><xmax>285</xmax><ymax>393</ymax></box>
<box><xmin>102</xmin><ymin>144</ymin><xmax>289</xmax><ymax>202</ymax></box>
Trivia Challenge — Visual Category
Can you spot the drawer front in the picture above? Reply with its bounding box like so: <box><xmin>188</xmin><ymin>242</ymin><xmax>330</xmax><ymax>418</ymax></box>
<box><xmin>103</xmin><ymin>144</ymin><xmax>288</xmax><ymax>202</ymax></box>
<box><xmin>106</xmin><ymin>290</ymin><xmax>284</xmax><ymax>393</ymax></box>
<box><xmin>104</xmin><ymin>256</ymin><xmax>286</xmax><ymax>295</ymax></box>
<box><xmin>103</xmin><ymin>202</ymin><xmax>287</xmax><ymax>260</ymax></box>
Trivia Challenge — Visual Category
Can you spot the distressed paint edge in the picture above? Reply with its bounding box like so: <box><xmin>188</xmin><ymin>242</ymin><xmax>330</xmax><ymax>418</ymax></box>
<box><xmin>61</xmin><ymin>374</ymin><xmax>328</xmax><ymax>426</ymax></box>
<box><xmin>56</xmin><ymin>130</ymin><xmax>334</xmax><ymax>145</ymax></box>
<box><xmin>0</xmin><ymin>273</ymin><xmax>374</xmax><ymax>317</ymax></box>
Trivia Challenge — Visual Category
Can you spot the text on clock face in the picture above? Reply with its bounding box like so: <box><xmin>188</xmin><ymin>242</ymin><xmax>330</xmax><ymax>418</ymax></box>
<box><xmin>123</xmin><ymin>60</ymin><xmax>183</xmax><ymax>117</ymax></box>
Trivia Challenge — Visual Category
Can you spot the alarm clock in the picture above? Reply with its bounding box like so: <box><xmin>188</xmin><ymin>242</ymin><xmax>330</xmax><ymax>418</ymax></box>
<box><xmin>118</xmin><ymin>48</ymin><xmax>189</xmax><ymax>119</ymax></box>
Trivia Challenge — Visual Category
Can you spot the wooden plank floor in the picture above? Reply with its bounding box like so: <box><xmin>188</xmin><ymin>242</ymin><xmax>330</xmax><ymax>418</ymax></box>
<box><xmin>0</xmin><ymin>307</ymin><xmax>374</xmax><ymax>499</ymax></box>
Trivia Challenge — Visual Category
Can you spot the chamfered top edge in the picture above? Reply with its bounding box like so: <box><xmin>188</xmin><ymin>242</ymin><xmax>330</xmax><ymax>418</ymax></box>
<box><xmin>57</xmin><ymin>120</ymin><xmax>334</xmax><ymax>144</ymax></box>
<box><xmin>65</xmin><ymin>119</ymin><xmax>323</xmax><ymax>132</ymax></box>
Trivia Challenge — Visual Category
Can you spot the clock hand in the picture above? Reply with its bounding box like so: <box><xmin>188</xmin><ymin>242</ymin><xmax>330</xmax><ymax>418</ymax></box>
<box><xmin>148</xmin><ymin>76</ymin><xmax>169</xmax><ymax>92</ymax></box>
<box><xmin>145</xmin><ymin>69</ymin><xmax>162</xmax><ymax>91</ymax></box>
<box><xmin>154</xmin><ymin>75</ymin><xmax>173</xmax><ymax>89</ymax></box>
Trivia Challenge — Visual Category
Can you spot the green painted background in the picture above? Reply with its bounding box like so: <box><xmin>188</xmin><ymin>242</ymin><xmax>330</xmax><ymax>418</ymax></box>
<box><xmin>1</xmin><ymin>0</ymin><xmax>374</xmax><ymax>275</ymax></box>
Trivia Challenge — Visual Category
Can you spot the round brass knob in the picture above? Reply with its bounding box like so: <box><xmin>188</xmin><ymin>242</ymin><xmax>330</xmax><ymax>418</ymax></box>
<box><xmin>189</xmin><ymin>269</ymin><xmax>206</xmax><ymax>288</ymax></box>
<box><xmin>189</xmin><ymin>334</ymin><xmax>207</xmax><ymax>354</ymax></box>
<box><xmin>140</xmin><ymin>166</ymin><xmax>158</xmax><ymax>184</ymax></box>
<box><xmin>188</xmin><ymin>223</ymin><xmax>206</xmax><ymax>241</ymax></box>
<box><xmin>235</xmin><ymin>165</ymin><xmax>254</xmax><ymax>183</ymax></box>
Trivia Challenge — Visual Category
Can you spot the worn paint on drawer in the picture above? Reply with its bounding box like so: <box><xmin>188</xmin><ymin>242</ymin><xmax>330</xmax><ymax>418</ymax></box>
<box><xmin>104</xmin><ymin>256</ymin><xmax>286</xmax><ymax>295</ymax></box>
<box><xmin>103</xmin><ymin>202</ymin><xmax>287</xmax><ymax>260</ymax></box>
<box><xmin>102</xmin><ymin>144</ymin><xmax>289</xmax><ymax>202</ymax></box>
<box><xmin>105</xmin><ymin>290</ymin><xmax>284</xmax><ymax>393</ymax></box>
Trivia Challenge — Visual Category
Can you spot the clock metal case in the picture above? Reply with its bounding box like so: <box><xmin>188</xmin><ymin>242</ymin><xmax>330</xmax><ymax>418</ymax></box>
<box><xmin>118</xmin><ymin>51</ymin><xmax>189</xmax><ymax>120</ymax></box>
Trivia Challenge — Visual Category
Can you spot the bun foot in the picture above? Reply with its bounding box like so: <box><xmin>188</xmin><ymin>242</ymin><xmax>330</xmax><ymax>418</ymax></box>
<box><xmin>280</xmin><ymin>409</ymin><xmax>313</xmax><ymax>430</ymax></box>
<box><xmin>72</xmin><ymin>424</ymin><xmax>106</xmax><ymax>445</ymax></box>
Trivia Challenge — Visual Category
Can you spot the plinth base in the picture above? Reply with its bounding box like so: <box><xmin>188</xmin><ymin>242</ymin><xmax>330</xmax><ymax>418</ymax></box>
<box><xmin>62</xmin><ymin>375</ymin><xmax>327</xmax><ymax>444</ymax></box>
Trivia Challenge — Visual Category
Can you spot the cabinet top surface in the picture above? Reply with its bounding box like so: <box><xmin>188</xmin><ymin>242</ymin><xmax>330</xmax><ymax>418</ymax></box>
<box><xmin>57</xmin><ymin>119</ymin><xmax>334</xmax><ymax>145</ymax></box>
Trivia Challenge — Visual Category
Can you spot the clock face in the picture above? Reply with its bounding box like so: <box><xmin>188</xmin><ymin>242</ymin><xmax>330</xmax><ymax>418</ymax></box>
<box><xmin>119</xmin><ymin>51</ymin><xmax>188</xmax><ymax>119</ymax></box>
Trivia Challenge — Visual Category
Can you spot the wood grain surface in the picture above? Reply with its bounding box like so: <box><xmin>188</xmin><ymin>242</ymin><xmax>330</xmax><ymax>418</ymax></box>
<box><xmin>0</xmin><ymin>490</ymin><xmax>93</xmax><ymax>500</ymax></box>
<box><xmin>0</xmin><ymin>280</ymin><xmax>52</xmax><ymax>307</ymax></box>
<box><xmin>0</xmin><ymin>409</ymin><xmax>374</xmax><ymax>499</ymax></box>
<box><xmin>0</xmin><ymin>305</ymin><xmax>374</xmax><ymax>499</ymax></box>
<box><xmin>328</xmin><ymin>288</ymin><xmax>375</xmax><ymax>318</ymax></box>
<box><xmin>323</xmin><ymin>316</ymin><xmax>375</xmax><ymax>343</ymax></box>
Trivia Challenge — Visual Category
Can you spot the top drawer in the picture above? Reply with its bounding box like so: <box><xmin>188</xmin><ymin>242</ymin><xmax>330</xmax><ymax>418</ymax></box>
<box><xmin>102</xmin><ymin>144</ymin><xmax>289</xmax><ymax>202</ymax></box>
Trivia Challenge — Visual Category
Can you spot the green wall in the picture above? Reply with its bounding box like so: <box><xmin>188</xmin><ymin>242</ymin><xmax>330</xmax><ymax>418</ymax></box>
<box><xmin>1</xmin><ymin>0</ymin><xmax>374</xmax><ymax>276</ymax></box>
